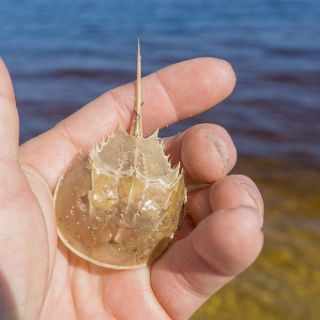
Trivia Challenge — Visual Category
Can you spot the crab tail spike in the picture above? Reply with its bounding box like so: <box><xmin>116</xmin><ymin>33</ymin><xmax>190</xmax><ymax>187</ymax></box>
<box><xmin>131</xmin><ymin>38</ymin><xmax>143</xmax><ymax>138</ymax></box>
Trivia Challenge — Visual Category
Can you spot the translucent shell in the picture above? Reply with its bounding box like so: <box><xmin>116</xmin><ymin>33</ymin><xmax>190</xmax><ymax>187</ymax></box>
<box><xmin>54</xmin><ymin>129</ymin><xmax>186</xmax><ymax>269</ymax></box>
<box><xmin>54</xmin><ymin>41</ymin><xmax>186</xmax><ymax>269</ymax></box>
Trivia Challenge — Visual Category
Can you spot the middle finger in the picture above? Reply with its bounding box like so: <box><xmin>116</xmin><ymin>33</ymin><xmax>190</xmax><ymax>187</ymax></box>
<box><xmin>164</xmin><ymin>123</ymin><xmax>237</xmax><ymax>184</ymax></box>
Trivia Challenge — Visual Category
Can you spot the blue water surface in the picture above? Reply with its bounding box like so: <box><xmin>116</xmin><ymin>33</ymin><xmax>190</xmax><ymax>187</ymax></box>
<box><xmin>0</xmin><ymin>0</ymin><xmax>319</xmax><ymax>167</ymax></box>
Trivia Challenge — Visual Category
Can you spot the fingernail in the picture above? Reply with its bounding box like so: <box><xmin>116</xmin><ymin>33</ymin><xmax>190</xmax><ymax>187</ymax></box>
<box><xmin>207</xmin><ymin>136</ymin><xmax>229</xmax><ymax>174</ymax></box>
<box><xmin>237</xmin><ymin>181</ymin><xmax>264</xmax><ymax>227</ymax></box>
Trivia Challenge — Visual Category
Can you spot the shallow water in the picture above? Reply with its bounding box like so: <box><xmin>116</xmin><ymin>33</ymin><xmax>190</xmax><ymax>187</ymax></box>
<box><xmin>0</xmin><ymin>0</ymin><xmax>319</xmax><ymax>318</ymax></box>
<box><xmin>193</xmin><ymin>158</ymin><xmax>320</xmax><ymax>319</ymax></box>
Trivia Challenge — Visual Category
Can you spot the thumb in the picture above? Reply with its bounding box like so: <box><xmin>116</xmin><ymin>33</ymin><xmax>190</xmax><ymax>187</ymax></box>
<box><xmin>0</xmin><ymin>57</ymin><xmax>19</xmax><ymax>159</ymax></box>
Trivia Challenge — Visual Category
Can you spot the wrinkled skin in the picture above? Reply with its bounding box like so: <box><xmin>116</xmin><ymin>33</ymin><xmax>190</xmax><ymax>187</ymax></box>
<box><xmin>0</xmin><ymin>57</ymin><xmax>264</xmax><ymax>320</ymax></box>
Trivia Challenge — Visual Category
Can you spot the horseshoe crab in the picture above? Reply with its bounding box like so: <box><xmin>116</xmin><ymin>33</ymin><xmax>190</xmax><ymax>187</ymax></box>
<box><xmin>54</xmin><ymin>41</ymin><xmax>186</xmax><ymax>269</ymax></box>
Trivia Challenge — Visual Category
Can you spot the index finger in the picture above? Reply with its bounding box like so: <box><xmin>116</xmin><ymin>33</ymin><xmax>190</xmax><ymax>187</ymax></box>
<box><xmin>20</xmin><ymin>58</ymin><xmax>236</xmax><ymax>189</ymax></box>
<box><xmin>55</xmin><ymin>57</ymin><xmax>236</xmax><ymax>146</ymax></box>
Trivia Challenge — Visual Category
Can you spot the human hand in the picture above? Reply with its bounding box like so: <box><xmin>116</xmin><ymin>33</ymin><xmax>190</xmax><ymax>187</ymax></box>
<box><xmin>0</xmin><ymin>57</ymin><xmax>263</xmax><ymax>320</ymax></box>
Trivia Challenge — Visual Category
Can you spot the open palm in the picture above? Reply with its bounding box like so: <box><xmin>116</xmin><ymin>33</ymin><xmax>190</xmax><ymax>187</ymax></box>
<box><xmin>0</xmin><ymin>57</ymin><xmax>263</xmax><ymax>320</ymax></box>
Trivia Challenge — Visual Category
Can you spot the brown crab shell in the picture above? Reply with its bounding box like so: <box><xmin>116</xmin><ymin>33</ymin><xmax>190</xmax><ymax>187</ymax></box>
<box><xmin>54</xmin><ymin>128</ymin><xmax>186</xmax><ymax>269</ymax></box>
